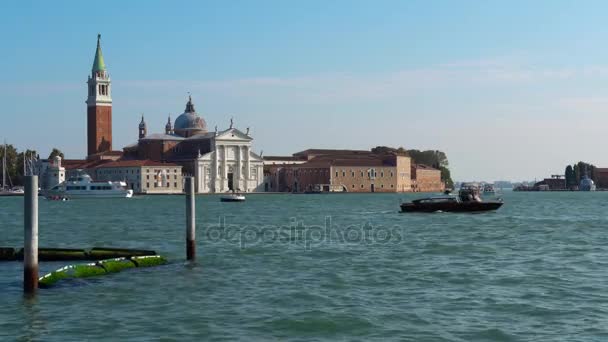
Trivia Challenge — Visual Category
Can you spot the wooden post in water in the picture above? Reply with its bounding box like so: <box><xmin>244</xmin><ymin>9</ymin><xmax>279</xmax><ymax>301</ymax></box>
<box><xmin>24</xmin><ymin>175</ymin><xmax>39</xmax><ymax>294</ymax></box>
<box><xmin>185</xmin><ymin>177</ymin><xmax>196</xmax><ymax>261</ymax></box>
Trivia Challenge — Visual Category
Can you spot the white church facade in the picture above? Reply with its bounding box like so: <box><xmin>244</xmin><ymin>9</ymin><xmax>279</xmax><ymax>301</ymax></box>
<box><xmin>194</xmin><ymin>128</ymin><xmax>264</xmax><ymax>193</ymax></box>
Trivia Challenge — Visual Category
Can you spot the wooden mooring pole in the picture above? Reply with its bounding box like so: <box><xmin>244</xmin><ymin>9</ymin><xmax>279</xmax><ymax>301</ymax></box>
<box><xmin>24</xmin><ymin>176</ymin><xmax>38</xmax><ymax>294</ymax></box>
<box><xmin>185</xmin><ymin>177</ymin><xmax>196</xmax><ymax>261</ymax></box>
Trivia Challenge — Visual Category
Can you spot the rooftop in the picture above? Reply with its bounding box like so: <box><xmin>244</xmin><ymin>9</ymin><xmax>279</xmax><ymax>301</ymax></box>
<box><xmin>95</xmin><ymin>160</ymin><xmax>181</xmax><ymax>168</ymax></box>
<box><xmin>413</xmin><ymin>164</ymin><xmax>440</xmax><ymax>171</ymax></box>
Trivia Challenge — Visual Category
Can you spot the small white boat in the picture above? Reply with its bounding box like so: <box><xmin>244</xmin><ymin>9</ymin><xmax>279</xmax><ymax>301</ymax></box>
<box><xmin>45</xmin><ymin>171</ymin><xmax>133</xmax><ymax>199</ymax></box>
<box><xmin>220</xmin><ymin>193</ymin><xmax>246</xmax><ymax>202</ymax></box>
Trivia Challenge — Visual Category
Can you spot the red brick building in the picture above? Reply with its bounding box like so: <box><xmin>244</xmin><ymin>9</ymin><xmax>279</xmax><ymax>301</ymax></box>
<box><xmin>411</xmin><ymin>164</ymin><xmax>445</xmax><ymax>192</ymax></box>
<box><xmin>264</xmin><ymin>149</ymin><xmax>414</xmax><ymax>193</ymax></box>
<box><xmin>595</xmin><ymin>168</ymin><xmax>608</xmax><ymax>189</ymax></box>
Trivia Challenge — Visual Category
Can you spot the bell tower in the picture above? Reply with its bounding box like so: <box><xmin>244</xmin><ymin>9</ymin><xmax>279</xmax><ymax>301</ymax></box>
<box><xmin>86</xmin><ymin>34</ymin><xmax>112</xmax><ymax>157</ymax></box>
<box><xmin>139</xmin><ymin>115</ymin><xmax>147</xmax><ymax>139</ymax></box>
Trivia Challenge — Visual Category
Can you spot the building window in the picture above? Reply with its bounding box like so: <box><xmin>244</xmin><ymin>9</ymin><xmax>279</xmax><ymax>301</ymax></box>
<box><xmin>146</xmin><ymin>182</ymin><xmax>149</xmax><ymax>188</ymax></box>
<box><xmin>351</xmin><ymin>171</ymin><xmax>355</xmax><ymax>177</ymax></box>
<box><xmin>352</xmin><ymin>184</ymin><xmax>355</xmax><ymax>188</ymax></box>
<box><xmin>147</xmin><ymin>175</ymin><xmax>149</xmax><ymax>180</ymax></box>
<box><xmin>174</xmin><ymin>182</ymin><xmax>177</xmax><ymax>188</ymax></box>
<box><xmin>335</xmin><ymin>171</ymin><xmax>339</xmax><ymax>177</ymax></box>
<box><xmin>342</xmin><ymin>170</ymin><xmax>346</xmax><ymax>177</ymax></box>
<box><xmin>381</xmin><ymin>171</ymin><xmax>384</xmax><ymax>178</ymax></box>
<box><xmin>360</xmin><ymin>184</ymin><xmax>364</xmax><ymax>188</ymax></box>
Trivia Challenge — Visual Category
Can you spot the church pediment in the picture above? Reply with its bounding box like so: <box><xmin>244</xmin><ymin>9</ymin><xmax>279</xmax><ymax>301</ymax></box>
<box><xmin>197</xmin><ymin>151</ymin><xmax>215</xmax><ymax>161</ymax></box>
<box><xmin>215</xmin><ymin>128</ymin><xmax>253</xmax><ymax>142</ymax></box>
<box><xmin>249</xmin><ymin>151</ymin><xmax>263</xmax><ymax>162</ymax></box>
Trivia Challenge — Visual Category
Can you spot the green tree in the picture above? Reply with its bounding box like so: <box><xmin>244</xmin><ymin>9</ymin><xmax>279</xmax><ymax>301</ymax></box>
<box><xmin>372</xmin><ymin>146</ymin><xmax>453</xmax><ymax>188</ymax></box>
<box><xmin>48</xmin><ymin>148</ymin><xmax>64</xmax><ymax>160</ymax></box>
<box><xmin>440</xmin><ymin>166</ymin><xmax>454</xmax><ymax>188</ymax></box>
<box><xmin>565</xmin><ymin>165</ymin><xmax>575</xmax><ymax>187</ymax></box>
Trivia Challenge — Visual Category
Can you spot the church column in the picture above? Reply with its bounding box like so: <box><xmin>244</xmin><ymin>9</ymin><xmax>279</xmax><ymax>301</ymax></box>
<box><xmin>237</xmin><ymin>146</ymin><xmax>243</xmax><ymax>179</ymax></box>
<box><xmin>223</xmin><ymin>145</ymin><xmax>228</xmax><ymax>190</ymax></box>
<box><xmin>213</xmin><ymin>146</ymin><xmax>219</xmax><ymax>193</ymax></box>
<box><xmin>245</xmin><ymin>145</ymin><xmax>251</xmax><ymax>190</ymax></box>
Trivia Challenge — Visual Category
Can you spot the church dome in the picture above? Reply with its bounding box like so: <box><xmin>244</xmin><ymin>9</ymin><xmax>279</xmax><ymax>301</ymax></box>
<box><xmin>174</xmin><ymin>96</ymin><xmax>207</xmax><ymax>137</ymax></box>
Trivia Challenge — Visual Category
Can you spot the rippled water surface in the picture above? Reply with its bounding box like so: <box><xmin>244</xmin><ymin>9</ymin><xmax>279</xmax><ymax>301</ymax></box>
<box><xmin>2</xmin><ymin>192</ymin><xmax>608</xmax><ymax>341</ymax></box>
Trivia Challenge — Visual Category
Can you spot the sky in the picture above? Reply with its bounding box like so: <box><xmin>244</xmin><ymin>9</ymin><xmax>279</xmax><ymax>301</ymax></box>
<box><xmin>1</xmin><ymin>0</ymin><xmax>608</xmax><ymax>182</ymax></box>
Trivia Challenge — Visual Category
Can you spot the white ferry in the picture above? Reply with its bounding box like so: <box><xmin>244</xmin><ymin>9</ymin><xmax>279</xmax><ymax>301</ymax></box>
<box><xmin>46</xmin><ymin>172</ymin><xmax>133</xmax><ymax>199</ymax></box>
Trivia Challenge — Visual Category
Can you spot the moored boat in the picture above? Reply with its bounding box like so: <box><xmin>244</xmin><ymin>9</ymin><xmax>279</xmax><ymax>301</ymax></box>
<box><xmin>45</xmin><ymin>171</ymin><xmax>133</xmax><ymax>199</ymax></box>
<box><xmin>400</xmin><ymin>183</ymin><xmax>502</xmax><ymax>213</ymax></box>
<box><xmin>220</xmin><ymin>192</ymin><xmax>246</xmax><ymax>202</ymax></box>
<box><xmin>483</xmin><ymin>183</ymin><xmax>495</xmax><ymax>194</ymax></box>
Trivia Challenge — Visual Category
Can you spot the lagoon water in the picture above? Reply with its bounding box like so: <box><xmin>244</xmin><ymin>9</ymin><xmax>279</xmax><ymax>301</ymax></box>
<box><xmin>1</xmin><ymin>191</ymin><xmax>608</xmax><ymax>341</ymax></box>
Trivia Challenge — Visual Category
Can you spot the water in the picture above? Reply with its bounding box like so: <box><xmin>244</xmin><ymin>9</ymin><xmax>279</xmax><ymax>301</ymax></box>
<box><xmin>1</xmin><ymin>192</ymin><xmax>608</xmax><ymax>341</ymax></box>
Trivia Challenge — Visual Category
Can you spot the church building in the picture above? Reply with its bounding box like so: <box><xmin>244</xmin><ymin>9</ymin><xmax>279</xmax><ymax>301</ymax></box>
<box><xmin>76</xmin><ymin>34</ymin><xmax>264</xmax><ymax>193</ymax></box>
<box><xmin>123</xmin><ymin>97</ymin><xmax>264</xmax><ymax>193</ymax></box>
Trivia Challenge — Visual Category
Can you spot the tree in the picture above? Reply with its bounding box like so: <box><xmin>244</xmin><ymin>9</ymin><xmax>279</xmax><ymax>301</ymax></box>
<box><xmin>565</xmin><ymin>165</ymin><xmax>575</xmax><ymax>187</ymax></box>
<box><xmin>440</xmin><ymin>166</ymin><xmax>454</xmax><ymax>188</ymax></box>
<box><xmin>371</xmin><ymin>146</ymin><xmax>454</xmax><ymax>188</ymax></box>
<box><xmin>48</xmin><ymin>148</ymin><xmax>64</xmax><ymax>160</ymax></box>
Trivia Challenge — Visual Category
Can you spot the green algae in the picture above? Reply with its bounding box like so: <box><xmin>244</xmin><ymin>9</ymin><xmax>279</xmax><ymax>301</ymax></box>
<box><xmin>130</xmin><ymin>255</ymin><xmax>167</xmax><ymax>267</ymax></box>
<box><xmin>99</xmin><ymin>258</ymin><xmax>137</xmax><ymax>273</ymax></box>
<box><xmin>38</xmin><ymin>256</ymin><xmax>167</xmax><ymax>288</ymax></box>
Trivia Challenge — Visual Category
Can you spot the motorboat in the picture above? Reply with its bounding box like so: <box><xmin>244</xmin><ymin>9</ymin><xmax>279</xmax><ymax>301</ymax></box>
<box><xmin>400</xmin><ymin>183</ymin><xmax>503</xmax><ymax>213</ymax></box>
<box><xmin>45</xmin><ymin>171</ymin><xmax>133</xmax><ymax>199</ymax></box>
<box><xmin>220</xmin><ymin>192</ymin><xmax>246</xmax><ymax>202</ymax></box>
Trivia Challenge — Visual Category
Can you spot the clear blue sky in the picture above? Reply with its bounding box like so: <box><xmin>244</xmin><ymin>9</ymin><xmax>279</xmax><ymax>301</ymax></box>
<box><xmin>2</xmin><ymin>0</ymin><xmax>608</xmax><ymax>181</ymax></box>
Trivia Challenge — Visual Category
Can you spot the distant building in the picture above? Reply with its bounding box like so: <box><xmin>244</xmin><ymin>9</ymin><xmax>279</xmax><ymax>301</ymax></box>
<box><xmin>123</xmin><ymin>97</ymin><xmax>264</xmax><ymax>193</ymax></box>
<box><xmin>264</xmin><ymin>149</ymin><xmax>418</xmax><ymax>193</ymax></box>
<box><xmin>411</xmin><ymin>164</ymin><xmax>445</xmax><ymax>192</ymax></box>
<box><xmin>595</xmin><ymin>168</ymin><xmax>608</xmax><ymax>189</ymax></box>
<box><xmin>94</xmin><ymin>160</ymin><xmax>183</xmax><ymax>194</ymax></box>
<box><xmin>35</xmin><ymin>156</ymin><xmax>66</xmax><ymax>191</ymax></box>
<box><xmin>534</xmin><ymin>175</ymin><xmax>566</xmax><ymax>190</ymax></box>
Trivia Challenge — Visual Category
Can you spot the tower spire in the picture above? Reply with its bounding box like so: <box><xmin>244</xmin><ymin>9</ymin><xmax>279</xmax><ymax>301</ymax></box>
<box><xmin>165</xmin><ymin>114</ymin><xmax>173</xmax><ymax>134</ymax></box>
<box><xmin>139</xmin><ymin>114</ymin><xmax>147</xmax><ymax>139</ymax></box>
<box><xmin>92</xmin><ymin>33</ymin><xmax>106</xmax><ymax>73</ymax></box>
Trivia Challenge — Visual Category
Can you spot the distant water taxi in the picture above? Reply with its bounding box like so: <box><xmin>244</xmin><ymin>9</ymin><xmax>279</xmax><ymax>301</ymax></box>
<box><xmin>483</xmin><ymin>184</ymin><xmax>496</xmax><ymax>194</ymax></box>
<box><xmin>400</xmin><ymin>183</ymin><xmax>502</xmax><ymax>213</ymax></box>
<box><xmin>45</xmin><ymin>172</ymin><xmax>133</xmax><ymax>199</ymax></box>
<box><xmin>220</xmin><ymin>192</ymin><xmax>246</xmax><ymax>202</ymax></box>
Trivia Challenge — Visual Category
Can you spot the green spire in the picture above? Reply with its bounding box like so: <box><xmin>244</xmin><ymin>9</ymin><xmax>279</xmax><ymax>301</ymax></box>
<box><xmin>92</xmin><ymin>34</ymin><xmax>106</xmax><ymax>73</ymax></box>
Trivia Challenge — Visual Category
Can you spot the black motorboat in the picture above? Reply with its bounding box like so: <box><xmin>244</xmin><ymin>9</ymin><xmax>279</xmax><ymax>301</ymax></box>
<box><xmin>400</xmin><ymin>183</ymin><xmax>503</xmax><ymax>213</ymax></box>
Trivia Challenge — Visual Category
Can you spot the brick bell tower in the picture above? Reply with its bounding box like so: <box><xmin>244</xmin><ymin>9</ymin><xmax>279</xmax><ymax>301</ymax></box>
<box><xmin>86</xmin><ymin>34</ymin><xmax>112</xmax><ymax>157</ymax></box>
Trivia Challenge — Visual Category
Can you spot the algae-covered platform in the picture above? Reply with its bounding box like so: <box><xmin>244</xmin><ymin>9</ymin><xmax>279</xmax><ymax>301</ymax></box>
<box><xmin>38</xmin><ymin>255</ymin><xmax>168</xmax><ymax>288</ymax></box>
